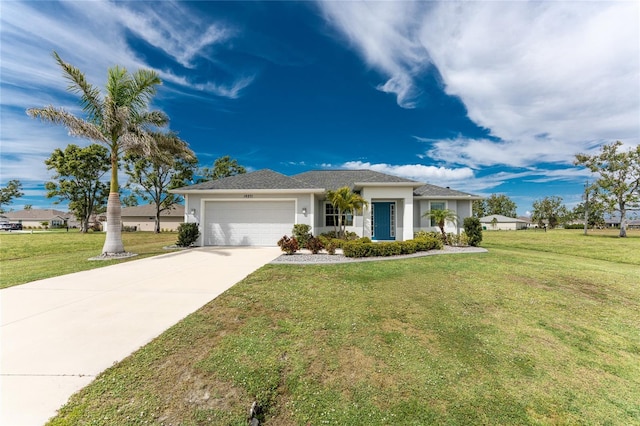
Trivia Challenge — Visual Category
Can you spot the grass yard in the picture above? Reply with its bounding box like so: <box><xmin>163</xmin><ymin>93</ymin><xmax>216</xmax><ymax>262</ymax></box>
<box><xmin>44</xmin><ymin>229</ymin><xmax>640</xmax><ymax>425</ymax></box>
<box><xmin>0</xmin><ymin>231</ymin><xmax>179</xmax><ymax>288</ymax></box>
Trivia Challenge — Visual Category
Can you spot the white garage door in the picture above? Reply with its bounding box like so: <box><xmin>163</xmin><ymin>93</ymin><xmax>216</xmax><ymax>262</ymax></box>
<box><xmin>203</xmin><ymin>201</ymin><xmax>295</xmax><ymax>246</ymax></box>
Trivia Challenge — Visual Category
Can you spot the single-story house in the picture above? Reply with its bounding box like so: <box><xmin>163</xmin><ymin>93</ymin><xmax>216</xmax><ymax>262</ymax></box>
<box><xmin>2</xmin><ymin>209</ymin><xmax>74</xmax><ymax>228</ymax></box>
<box><xmin>121</xmin><ymin>204</ymin><xmax>184</xmax><ymax>231</ymax></box>
<box><xmin>172</xmin><ymin>169</ymin><xmax>482</xmax><ymax>247</ymax></box>
<box><xmin>604</xmin><ymin>217</ymin><xmax>640</xmax><ymax>229</ymax></box>
<box><xmin>479</xmin><ymin>214</ymin><xmax>529</xmax><ymax>231</ymax></box>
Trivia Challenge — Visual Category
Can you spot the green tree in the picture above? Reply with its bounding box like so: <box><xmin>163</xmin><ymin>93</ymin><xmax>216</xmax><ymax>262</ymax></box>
<box><xmin>199</xmin><ymin>155</ymin><xmax>246</xmax><ymax>182</ymax></box>
<box><xmin>422</xmin><ymin>208</ymin><xmax>458</xmax><ymax>241</ymax></box>
<box><xmin>472</xmin><ymin>199</ymin><xmax>486</xmax><ymax>218</ymax></box>
<box><xmin>473</xmin><ymin>194</ymin><xmax>517</xmax><ymax>218</ymax></box>
<box><xmin>28</xmin><ymin>52</ymin><xmax>172</xmax><ymax>254</ymax></box>
<box><xmin>24</xmin><ymin>204</ymin><xmax>32</xmax><ymax>210</ymax></box>
<box><xmin>124</xmin><ymin>132</ymin><xmax>197</xmax><ymax>233</ymax></box>
<box><xmin>531</xmin><ymin>196</ymin><xmax>568</xmax><ymax>229</ymax></box>
<box><xmin>572</xmin><ymin>199</ymin><xmax>606</xmax><ymax>229</ymax></box>
<box><xmin>45</xmin><ymin>144</ymin><xmax>110</xmax><ymax>233</ymax></box>
<box><xmin>575</xmin><ymin>141</ymin><xmax>640</xmax><ymax>237</ymax></box>
<box><xmin>325</xmin><ymin>186</ymin><xmax>368</xmax><ymax>238</ymax></box>
<box><xmin>0</xmin><ymin>180</ymin><xmax>24</xmax><ymax>213</ymax></box>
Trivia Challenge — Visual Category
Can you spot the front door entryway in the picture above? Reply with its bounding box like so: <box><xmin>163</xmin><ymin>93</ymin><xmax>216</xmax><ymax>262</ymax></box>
<box><xmin>372</xmin><ymin>202</ymin><xmax>396</xmax><ymax>240</ymax></box>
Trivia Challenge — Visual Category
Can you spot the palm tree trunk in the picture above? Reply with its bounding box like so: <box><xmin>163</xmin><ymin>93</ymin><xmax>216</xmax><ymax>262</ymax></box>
<box><xmin>102</xmin><ymin>192</ymin><xmax>125</xmax><ymax>253</ymax></box>
<box><xmin>102</xmin><ymin>152</ymin><xmax>125</xmax><ymax>254</ymax></box>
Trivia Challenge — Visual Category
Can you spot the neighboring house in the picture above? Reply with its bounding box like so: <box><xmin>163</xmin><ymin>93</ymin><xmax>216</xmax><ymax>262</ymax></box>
<box><xmin>121</xmin><ymin>204</ymin><xmax>185</xmax><ymax>231</ymax></box>
<box><xmin>517</xmin><ymin>216</ymin><xmax>533</xmax><ymax>228</ymax></box>
<box><xmin>3</xmin><ymin>209</ymin><xmax>73</xmax><ymax>228</ymax></box>
<box><xmin>479</xmin><ymin>214</ymin><xmax>529</xmax><ymax>231</ymax></box>
<box><xmin>604</xmin><ymin>217</ymin><xmax>640</xmax><ymax>229</ymax></box>
<box><xmin>172</xmin><ymin>169</ymin><xmax>482</xmax><ymax>247</ymax></box>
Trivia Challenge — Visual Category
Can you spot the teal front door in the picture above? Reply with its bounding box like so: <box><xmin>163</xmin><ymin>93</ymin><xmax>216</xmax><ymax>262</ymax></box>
<box><xmin>372</xmin><ymin>202</ymin><xmax>395</xmax><ymax>240</ymax></box>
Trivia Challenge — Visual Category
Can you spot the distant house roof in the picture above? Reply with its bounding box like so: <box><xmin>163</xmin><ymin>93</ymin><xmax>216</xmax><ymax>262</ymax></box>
<box><xmin>479</xmin><ymin>214</ymin><xmax>529</xmax><ymax>223</ymax></box>
<box><xmin>3</xmin><ymin>209</ymin><xmax>72</xmax><ymax>221</ymax></box>
<box><xmin>121</xmin><ymin>204</ymin><xmax>184</xmax><ymax>217</ymax></box>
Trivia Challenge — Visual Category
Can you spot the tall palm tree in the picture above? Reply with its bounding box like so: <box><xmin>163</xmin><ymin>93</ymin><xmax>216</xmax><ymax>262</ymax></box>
<box><xmin>28</xmin><ymin>51</ymin><xmax>170</xmax><ymax>255</ymax></box>
<box><xmin>422</xmin><ymin>208</ymin><xmax>458</xmax><ymax>241</ymax></box>
<box><xmin>326</xmin><ymin>186</ymin><xmax>368</xmax><ymax>238</ymax></box>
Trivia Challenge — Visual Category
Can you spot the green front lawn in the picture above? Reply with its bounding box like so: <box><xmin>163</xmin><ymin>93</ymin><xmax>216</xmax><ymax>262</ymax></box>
<box><xmin>0</xmin><ymin>231</ymin><xmax>179</xmax><ymax>288</ymax></box>
<box><xmin>48</xmin><ymin>230</ymin><xmax>640</xmax><ymax>425</ymax></box>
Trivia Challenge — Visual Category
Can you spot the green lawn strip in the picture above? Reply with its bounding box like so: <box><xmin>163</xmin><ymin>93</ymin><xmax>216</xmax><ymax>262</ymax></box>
<box><xmin>49</xmin><ymin>240</ymin><xmax>640</xmax><ymax>425</ymax></box>
<box><xmin>482</xmin><ymin>229</ymin><xmax>640</xmax><ymax>265</ymax></box>
<box><xmin>0</xmin><ymin>232</ymin><xmax>179</xmax><ymax>288</ymax></box>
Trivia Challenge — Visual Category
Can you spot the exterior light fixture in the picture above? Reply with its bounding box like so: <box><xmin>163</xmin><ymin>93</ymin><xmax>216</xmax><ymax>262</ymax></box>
<box><xmin>302</xmin><ymin>207</ymin><xmax>307</xmax><ymax>215</ymax></box>
<box><xmin>190</xmin><ymin>208</ymin><xmax>196</xmax><ymax>215</ymax></box>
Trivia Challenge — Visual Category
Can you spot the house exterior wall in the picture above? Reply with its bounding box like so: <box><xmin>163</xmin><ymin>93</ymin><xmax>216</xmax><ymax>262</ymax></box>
<box><xmin>185</xmin><ymin>192</ymin><xmax>311</xmax><ymax>246</ymax></box>
<box><xmin>312</xmin><ymin>196</ymin><xmax>366</xmax><ymax>237</ymax></box>
<box><xmin>361</xmin><ymin>186</ymin><xmax>414</xmax><ymax>241</ymax></box>
<box><xmin>121</xmin><ymin>216</ymin><xmax>183</xmax><ymax>232</ymax></box>
<box><xmin>415</xmin><ymin>199</ymin><xmax>468</xmax><ymax>234</ymax></box>
<box><xmin>17</xmin><ymin>217</ymin><xmax>67</xmax><ymax>228</ymax></box>
<box><xmin>481</xmin><ymin>222</ymin><xmax>526</xmax><ymax>231</ymax></box>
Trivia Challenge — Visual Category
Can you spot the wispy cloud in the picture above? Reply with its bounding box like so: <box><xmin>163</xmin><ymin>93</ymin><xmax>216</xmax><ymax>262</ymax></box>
<box><xmin>317</xmin><ymin>0</ymin><xmax>639</xmax><ymax>167</ymax></box>
<box><xmin>318</xmin><ymin>1</ymin><xmax>429</xmax><ymax>108</ymax></box>
<box><xmin>325</xmin><ymin>160</ymin><xmax>589</xmax><ymax>199</ymax></box>
<box><xmin>1</xmin><ymin>0</ymin><xmax>255</xmax><ymax>203</ymax></box>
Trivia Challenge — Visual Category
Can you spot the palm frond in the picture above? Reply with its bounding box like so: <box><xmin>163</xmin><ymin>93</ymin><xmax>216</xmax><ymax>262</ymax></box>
<box><xmin>106</xmin><ymin>66</ymin><xmax>132</xmax><ymax>108</ymax></box>
<box><xmin>129</xmin><ymin>69</ymin><xmax>162</xmax><ymax>110</ymax></box>
<box><xmin>138</xmin><ymin>110</ymin><xmax>169</xmax><ymax>129</ymax></box>
<box><xmin>53</xmin><ymin>51</ymin><xmax>103</xmax><ymax>123</ymax></box>
<box><xmin>27</xmin><ymin>106</ymin><xmax>107</xmax><ymax>144</ymax></box>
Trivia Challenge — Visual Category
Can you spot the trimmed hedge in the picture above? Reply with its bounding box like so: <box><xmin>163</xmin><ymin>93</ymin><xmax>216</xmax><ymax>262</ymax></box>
<box><xmin>342</xmin><ymin>235</ymin><xmax>442</xmax><ymax>258</ymax></box>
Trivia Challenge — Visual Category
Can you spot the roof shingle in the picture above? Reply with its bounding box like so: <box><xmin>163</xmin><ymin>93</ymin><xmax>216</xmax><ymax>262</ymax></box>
<box><xmin>174</xmin><ymin>169</ymin><xmax>317</xmax><ymax>191</ymax></box>
<box><xmin>293</xmin><ymin>170</ymin><xmax>419</xmax><ymax>191</ymax></box>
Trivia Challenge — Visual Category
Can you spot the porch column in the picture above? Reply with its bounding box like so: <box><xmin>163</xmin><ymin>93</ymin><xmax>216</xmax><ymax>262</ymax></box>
<box><xmin>403</xmin><ymin>195</ymin><xmax>413</xmax><ymax>241</ymax></box>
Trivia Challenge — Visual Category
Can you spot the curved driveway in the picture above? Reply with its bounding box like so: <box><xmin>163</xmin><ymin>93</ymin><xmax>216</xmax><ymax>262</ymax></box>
<box><xmin>1</xmin><ymin>246</ymin><xmax>281</xmax><ymax>426</ymax></box>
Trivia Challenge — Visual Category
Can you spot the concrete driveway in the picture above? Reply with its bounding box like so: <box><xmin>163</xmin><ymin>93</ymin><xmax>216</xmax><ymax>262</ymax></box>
<box><xmin>1</xmin><ymin>246</ymin><xmax>281</xmax><ymax>426</ymax></box>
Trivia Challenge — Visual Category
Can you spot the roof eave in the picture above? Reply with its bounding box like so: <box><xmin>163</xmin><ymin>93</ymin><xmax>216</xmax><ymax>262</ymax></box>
<box><xmin>354</xmin><ymin>182</ymin><xmax>423</xmax><ymax>189</ymax></box>
<box><xmin>171</xmin><ymin>188</ymin><xmax>325</xmax><ymax>194</ymax></box>
<box><xmin>414</xmin><ymin>195</ymin><xmax>483</xmax><ymax>200</ymax></box>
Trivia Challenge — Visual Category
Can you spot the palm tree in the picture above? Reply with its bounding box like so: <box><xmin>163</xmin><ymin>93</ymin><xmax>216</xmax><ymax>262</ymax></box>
<box><xmin>326</xmin><ymin>186</ymin><xmax>368</xmax><ymax>238</ymax></box>
<box><xmin>28</xmin><ymin>52</ymin><xmax>171</xmax><ymax>255</ymax></box>
<box><xmin>422</xmin><ymin>208</ymin><xmax>458</xmax><ymax>242</ymax></box>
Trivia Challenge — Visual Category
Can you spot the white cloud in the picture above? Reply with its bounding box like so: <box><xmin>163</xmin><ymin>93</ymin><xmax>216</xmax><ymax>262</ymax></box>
<box><xmin>318</xmin><ymin>1</ymin><xmax>429</xmax><ymax>108</ymax></box>
<box><xmin>318</xmin><ymin>0</ymin><xmax>640</xmax><ymax>167</ymax></box>
<box><xmin>330</xmin><ymin>160</ymin><xmax>474</xmax><ymax>187</ymax></box>
<box><xmin>328</xmin><ymin>160</ymin><xmax>589</xmax><ymax>199</ymax></box>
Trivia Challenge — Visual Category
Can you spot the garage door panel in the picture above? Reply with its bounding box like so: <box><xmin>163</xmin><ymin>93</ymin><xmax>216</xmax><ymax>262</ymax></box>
<box><xmin>204</xmin><ymin>201</ymin><xmax>294</xmax><ymax>246</ymax></box>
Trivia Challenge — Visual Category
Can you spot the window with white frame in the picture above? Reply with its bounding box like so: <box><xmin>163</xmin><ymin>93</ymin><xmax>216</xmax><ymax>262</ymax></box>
<box><xmin>429</xmin><ymin>202</ymin><xmax>446</xmax><ymax>227</ymax></box>
<box><xmin>325</xmin><ymin>203</ymin><xmax>354</xmax><ymax>227</ymax></box>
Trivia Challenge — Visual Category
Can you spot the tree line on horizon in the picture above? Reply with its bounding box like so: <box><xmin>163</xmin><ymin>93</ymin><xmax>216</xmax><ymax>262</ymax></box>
<box><xmin>471</xmin><ymin>141</ymin><xmax>639</xmax><ymax>237</ymax></box>
<box><xmin>0</xmin><ymin>54</ymin><xmax>638</xmax><ymax>255</ymax></box>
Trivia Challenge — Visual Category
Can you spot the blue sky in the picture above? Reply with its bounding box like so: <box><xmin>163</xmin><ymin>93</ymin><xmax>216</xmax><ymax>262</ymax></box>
<box><xmin>1</xmin><ymin>1</ymin><xmax>638</xmax><ymax>216</ymax></box>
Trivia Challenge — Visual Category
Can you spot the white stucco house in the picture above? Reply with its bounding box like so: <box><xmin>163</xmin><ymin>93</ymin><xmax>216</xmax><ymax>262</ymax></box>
<box><xmin>479</xmin><ymin>214</ymin><xmax>530</xmax><ymax>231</ymax></box>
<box><xmin>172</xmin><ymin>169</ymin><xmax>482</xmax><ymax>247</ymax></box>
